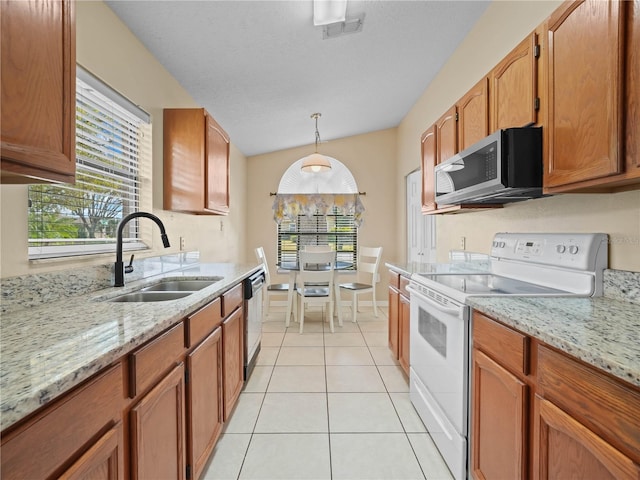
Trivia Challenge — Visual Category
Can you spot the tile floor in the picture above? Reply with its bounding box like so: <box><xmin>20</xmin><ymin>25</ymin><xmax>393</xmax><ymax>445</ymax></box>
<box><xmin>201</xmin><ymin>305</ymin><xmax>453</xmax><ymax>480</ymax></box>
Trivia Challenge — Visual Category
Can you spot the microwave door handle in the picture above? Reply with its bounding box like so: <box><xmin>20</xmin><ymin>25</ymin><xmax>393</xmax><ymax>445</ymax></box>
<box><xmin>406</xmin><ymin>285</ymin><xmax>461</xmax><ymax>317</ymax></box>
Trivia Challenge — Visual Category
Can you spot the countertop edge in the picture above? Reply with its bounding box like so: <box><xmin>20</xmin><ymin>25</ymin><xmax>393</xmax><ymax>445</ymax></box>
<box><xmin>0</xmin><ymin>263</ymin><xmax>262</xmax><ymax>432</ymax></box>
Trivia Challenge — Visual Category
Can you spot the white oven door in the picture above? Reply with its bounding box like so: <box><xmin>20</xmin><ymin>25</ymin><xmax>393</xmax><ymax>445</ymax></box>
<box><xmin>407</xmin><ymin>284</ymin><xmax>470</xmax><ymax>480</ymax></box>
<box><xmin>407</xmin><ymin>284</ymin><xmax>469</xmax><ymax>433</ymax></box>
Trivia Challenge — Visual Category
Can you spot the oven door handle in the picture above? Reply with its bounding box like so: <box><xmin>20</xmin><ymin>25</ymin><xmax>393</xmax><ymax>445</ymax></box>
<box><xmin>406</xmin><ymin>285</ymin><xmax>462</xmax><ymax>317</ymax></box>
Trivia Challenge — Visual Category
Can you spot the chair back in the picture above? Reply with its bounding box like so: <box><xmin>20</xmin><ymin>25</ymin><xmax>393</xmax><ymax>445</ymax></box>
<box><xmin>254</xmin><ymin>246</ymin><xmax>272</xmax><ymax>285</ymax></box>
<box><xmin>298</xmin><ymin>250</ymin><xmax>335</xmax><ymax>291</ymax></box>
<box><xmin>302</xmin><ymin>245</ymin><xmax>333</xmax><ymax>252</ymax></box>
<box><xmin>356</xmin><ymin>246</ymin><xmax>383</xmax><ymax>284</ymax></box>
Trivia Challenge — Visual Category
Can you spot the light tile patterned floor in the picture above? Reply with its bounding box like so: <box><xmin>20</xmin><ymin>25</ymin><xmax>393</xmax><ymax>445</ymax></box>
<box><xmin>202</xmin><ymin>306</ymin><xmax>453</xmax><ymax>480</ymax></box>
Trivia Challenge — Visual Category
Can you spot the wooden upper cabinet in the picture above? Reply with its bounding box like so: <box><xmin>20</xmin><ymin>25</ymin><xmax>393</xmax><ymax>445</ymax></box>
<box><xmin>205</xmin><ymin>114</ymin><xmax>230</xmax><ymax>214</ymax></box>
<box><xmin>420</xmin><ymin>125</ymin><xmax>437</xmax><ymax>213</ymax></box>
<box><xmin>545</xmin><ymin>0</ymin><xmax>625</xmax><ymax>190</ymax></box>
<box><xmin>625</xmin><ymin>0</ymin><xmax>640</xmax><ymax>179</ymax></box>
<box><xmin>436</xmin><ymin>105</ymin><xmax>458</xmax><ymax>164</ymax></box>
<box><xmin>490</xmin><ymin>32</ymin><xmax>539</xmax><ymax>132</ymax></box>
<box><xmin>457</xmin><ymin>77</ymin><xmax>490</xmax><ymax>151</ymax></box>
<box><xmin>0</xmin><ymin>0</ymin><xmax>76</xmax><ymax>184</ymax></box>
<box><xmin>164</xmin><ymin>108</ymin><xmax>230</xmax><ymax>215</ymax></box>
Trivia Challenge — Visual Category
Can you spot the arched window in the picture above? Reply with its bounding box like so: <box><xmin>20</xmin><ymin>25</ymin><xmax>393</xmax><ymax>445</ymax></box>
<box><xmin>273</xmin><ymin>156</ymin><xmax>364</xmax><ymax>266</ymax></box>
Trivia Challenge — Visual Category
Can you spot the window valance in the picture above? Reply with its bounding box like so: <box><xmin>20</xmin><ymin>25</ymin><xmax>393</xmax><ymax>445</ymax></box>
<box><xmin>272</xmin><ymin>193</ymin><xmax>365</xmax><ymax>227</ymax></box>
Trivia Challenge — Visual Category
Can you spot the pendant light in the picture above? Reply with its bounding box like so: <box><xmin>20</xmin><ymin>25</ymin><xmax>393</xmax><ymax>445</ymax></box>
<box><xmin>301</xmin><ymin>113</ymin><xmax>332</xmax><ymax>173</ymax></box>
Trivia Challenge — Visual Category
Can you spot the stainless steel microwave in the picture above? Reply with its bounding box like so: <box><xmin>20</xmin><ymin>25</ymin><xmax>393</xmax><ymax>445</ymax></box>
<box><xmin>434</xmin><ymin>127</ymin><xmax>543</xmax><ymax>205</ymax></box>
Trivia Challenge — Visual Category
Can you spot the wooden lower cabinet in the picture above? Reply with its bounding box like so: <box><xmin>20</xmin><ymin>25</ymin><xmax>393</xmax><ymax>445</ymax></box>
<box><xmin>222</xmin><ymin>306</ymin><xmax>244</xmax><ymax>420</ymax></box>
<box><xmin>59</xmin><ymin>423</ymin><xmax>124</xmax><ymax>480</ymax></box>
<box><xmin>388</xmin><ymin>269</ymin><xmax>410</xmax><ymax>376</ymax></box>
<box><xmin>398</xmin><ymin>293</ymin><xmax>410</xmax><ymax>375</ymax></box>
<box><xmin>533</xmin><ymin>396</ymin><xmax>640</xmax><ymax>480</ymax></box>
<box><xmin>472</xmin><ymin>311</ymin><xmax>640</xmax><ymax>480</ymax></box>
<box><xmin>187</xmin><ymin>327</ymin><xmax>224</xmax><ymax>480</ymax></box>
<box><xmin>388</xmin><ymin>285</ymin><xmax>399</xmax><ymax>358</ymax></box>
<box><xmin>0</xmin><ymin>364</ymin><xmax>124</xmax><ymax>479</ymax></box>
<box><xmin>472</xmin><ymin>350</ymin><xmax>527</xmax><ymax>480</ymax></box>
<box><xmin>130</xmin><ymin>363</ymin><xmax>186</xmax><ymax>480</ymax></box>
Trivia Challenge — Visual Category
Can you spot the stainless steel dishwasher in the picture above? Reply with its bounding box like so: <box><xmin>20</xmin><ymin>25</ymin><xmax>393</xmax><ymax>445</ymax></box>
<box><xmin>243</xmin><ymin>268</ymin><xmax>265</xmax><ymax>380</ymax></box>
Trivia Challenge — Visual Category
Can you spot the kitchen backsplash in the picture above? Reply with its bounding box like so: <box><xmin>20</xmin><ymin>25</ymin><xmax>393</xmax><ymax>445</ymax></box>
<box><xmin>0</xmin><ymin>251</ymin><xmax>199</xmax><ymax>315</ymax></box>
<box><xmin>604</xmin><ymin>269</ymin><xmax>640</xmax><ymax>306</ymax></box>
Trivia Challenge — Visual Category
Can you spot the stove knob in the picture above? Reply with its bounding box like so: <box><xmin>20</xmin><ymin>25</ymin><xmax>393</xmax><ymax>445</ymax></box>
<box><xmin>556</xmin><ymin>244</ymin><xmax>566</xmax><ymax>253</ymax></box>
<box><xmin>499</xmin><ymin>241</ymin><xmax>506</xmax><ymax>248</ymax></box>
<box><xmin>569</xmin><ymin>245</ymin><xmax>579</xmax><ymax>255</ymax></box>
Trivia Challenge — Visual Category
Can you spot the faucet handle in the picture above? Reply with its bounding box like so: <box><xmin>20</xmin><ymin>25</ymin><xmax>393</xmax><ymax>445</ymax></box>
<box><xmin>125</xmin><ymin>254</ymin><xmax>134</xmax><ymax>274</ymax></box>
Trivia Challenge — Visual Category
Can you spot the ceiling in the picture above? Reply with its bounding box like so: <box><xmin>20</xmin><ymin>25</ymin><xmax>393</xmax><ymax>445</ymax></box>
<box><xmin>105</xmin><ymin>0</ymin><xmax>490</xmax><ymax>157</ymax></box>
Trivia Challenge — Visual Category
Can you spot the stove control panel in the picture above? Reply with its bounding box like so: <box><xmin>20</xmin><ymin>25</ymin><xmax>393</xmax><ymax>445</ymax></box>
<box><xmin>490</xmin><ymin>233</ymin><xmax>608</xmax><ymax>271</ymax></box>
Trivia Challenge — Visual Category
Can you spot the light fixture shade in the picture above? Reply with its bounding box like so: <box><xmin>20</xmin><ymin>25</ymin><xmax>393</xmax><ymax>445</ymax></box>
<box><xmin>301</xmin><ymin>153</ymin><xmax>332</xmax><ymax>173</ymax></box>
<box><xmin>313</xmin><ymin>0</ymin><xmax>347</xmax><ymax>26</ymax></box>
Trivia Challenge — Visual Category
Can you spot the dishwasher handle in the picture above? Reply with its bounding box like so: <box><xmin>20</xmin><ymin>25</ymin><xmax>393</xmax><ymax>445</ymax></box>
<box><xmin>244</xmin><ymin>269</ymin><xmax>266</xmax><ymax>299</ymax></box>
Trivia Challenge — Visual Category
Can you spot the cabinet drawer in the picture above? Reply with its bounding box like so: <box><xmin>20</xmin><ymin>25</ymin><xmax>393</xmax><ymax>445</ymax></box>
<box><xmin>1</xmin><ymin>364</ymin><xmax>123</xmax><ymax>480</ymax></box>
<box><xmin>130</xmin><ymin>322</ymin><xmax>186</xmax><ymax>398</ymax></box>
<box><xmin>221</xmin><ymin>283</ymin><xmax>243</xmax><ymax>317</ymax></box>
<box><xmin>389</xmin><ymin>270</ymin><xmax>400</xmax><ymax>289</ymax></box>
<box><xmin>537</xmin><ymin>344</ymin><xmax>640</xmax><ymax>461</ymax></box>
<box><xmin>185</xmin><ymin>297</ymin><xmax>222</xmax><ymax>348</ymax></box>
<box><xmin>399</xmin><ymin>275</ymin><xmax>410</xmax><ymax>298</ymax></box>
<box><xmin>473</xmin><ymin>312</ymin><xmax>529</xmax><ymax>376</ymax></box>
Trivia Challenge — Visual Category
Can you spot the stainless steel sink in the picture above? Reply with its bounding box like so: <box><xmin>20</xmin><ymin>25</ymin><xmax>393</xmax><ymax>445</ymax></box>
<box><xmin>108</xmin><ymin>291</ymin><xmax>193</xmax><ymax>302</ymax></box>
<box><xmin>141</xmin><ymin>278</ymin><xmax>223</xmax><ymax>292</ymax></box>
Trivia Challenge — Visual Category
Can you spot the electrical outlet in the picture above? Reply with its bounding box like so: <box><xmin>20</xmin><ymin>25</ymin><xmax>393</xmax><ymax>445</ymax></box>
<box><xmin>460</xmin><ymin>236</ymin><xmax>466</xmax><ymax>250</ymax></box>
<box><xmin>180</xmin><ymin>236</ymin><xmax>186</xmax><ymax>251</ymax></box>
<box><xmin>220</xmin><ymin>221</ymin><xmax>224</xmax><ymax>232</ymax></box>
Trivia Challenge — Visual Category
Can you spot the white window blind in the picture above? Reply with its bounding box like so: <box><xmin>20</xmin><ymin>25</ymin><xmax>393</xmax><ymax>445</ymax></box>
<box><xmin>277</xmin><ymin>209</ymin><xmax>357</xmax><ymax>266</ymax></box>
<box><xmin>28</xmin><ymin>67</ymin><xmax>152</xmax><ymax>258</ymax></box>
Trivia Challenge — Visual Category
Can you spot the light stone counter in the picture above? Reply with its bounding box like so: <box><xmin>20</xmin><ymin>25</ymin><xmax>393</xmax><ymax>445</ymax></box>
<box><xmin>0</xmin><ymin>262</ymin><xmax>261</xmax><ymax>431</ymax></box>
<box><xmin>467</xmin><ymin>296</ymin><xmax>640</xmax><ymax>388</ymax></box>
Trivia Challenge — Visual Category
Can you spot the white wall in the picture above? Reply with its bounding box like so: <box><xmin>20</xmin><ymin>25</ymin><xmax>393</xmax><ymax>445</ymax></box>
<box><xmin>395</xmin><ymin>0</ymin><xmax>640</xmax><ymax>272</ymax></box>
<box><xmin>0</xmin><ymin>1</ymin><xmax>248</xmax><ymax>278</ymax></box>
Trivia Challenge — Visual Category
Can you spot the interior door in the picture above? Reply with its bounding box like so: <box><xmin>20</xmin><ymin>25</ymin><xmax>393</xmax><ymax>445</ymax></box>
<box><xmin>407</xmin><ymin>170</ymin><xmax>436</xmax><ymax>263</ymax></box>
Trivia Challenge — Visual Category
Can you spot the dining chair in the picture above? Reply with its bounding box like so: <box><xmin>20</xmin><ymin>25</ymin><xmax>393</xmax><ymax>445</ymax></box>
<box><xmin>302</xmin><ymin>244</ymin><xmax>333</xmax><ymax>252</ymax></box>
<box><xmin>338</xmin><ymin>246</ymin><xmax>383</xmax><ymax>323</ymax></box>
<box><xmin>295</xmin><ymin>250</ymin><xmax>336</xmax><ymax>334</ymax></box>
<box><xmin>254</xmin><ymin>246</ymin><xmax>290</xmax><ymax>317</ymax></box>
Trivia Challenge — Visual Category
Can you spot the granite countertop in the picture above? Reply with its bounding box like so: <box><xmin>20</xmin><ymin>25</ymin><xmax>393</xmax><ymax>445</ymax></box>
<box><xmin>468</xmin><ymin>296</ymin><xmax>640</xmax><ymax>388</ymax></box>
<box><xmin>0</xmin><ymin>262</ymin><xmax>261</xmax><ymax>432</ymax></box>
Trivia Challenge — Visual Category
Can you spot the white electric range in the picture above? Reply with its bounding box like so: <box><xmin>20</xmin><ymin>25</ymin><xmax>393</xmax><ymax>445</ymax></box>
<box><xmin>406</xmin><ymin>233</ymin><xmax>609</xmax><ymax>480</ymax></box>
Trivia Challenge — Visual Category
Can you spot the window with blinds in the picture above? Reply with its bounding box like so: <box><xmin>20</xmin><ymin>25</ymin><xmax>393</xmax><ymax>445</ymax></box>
<box><xmin>28</xmin><ymin>67</ymin><xmax>152</xmax><ymax>258</ymax></box>
<box><xmin>277</xmin><ymin>209</ymin><xmax>357</xmax><ymax>267</ymax></box>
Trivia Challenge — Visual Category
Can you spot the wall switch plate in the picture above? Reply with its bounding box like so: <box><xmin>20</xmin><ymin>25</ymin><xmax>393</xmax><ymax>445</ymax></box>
<box><xmin>180</xmin><ymin>236</ymin><xmax>185</xmax><ymax>251</ymax></box>
<box><xmin>460</xmin><ymin>236</ymin><xmax>466</xmax><ymax>250</ymax></box>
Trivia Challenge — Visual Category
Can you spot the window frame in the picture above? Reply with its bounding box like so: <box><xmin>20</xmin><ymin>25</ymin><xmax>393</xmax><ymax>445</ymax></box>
<box><xmin>27</xmin><ymin>66</ymin><xmax>152</xmax><ymax>260</ymax></box>
<box><xmin>276</xmin><ymin>209</ymin><xmax>358</xmax><ymax>268</ymax></box>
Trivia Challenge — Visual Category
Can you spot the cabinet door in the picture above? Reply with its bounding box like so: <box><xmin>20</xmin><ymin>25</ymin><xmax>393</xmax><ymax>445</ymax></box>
<box><xmin>388</xmin><ymin>286</ymin><xmax>399</xmax><ymax>358</ymax></box>
<box><xmin>205</xmin><ymin>114</ymin><xmax>230</xmax><ymax>214</ymax></box>
<box><xmin>58</xmin><ymin>423</ymin><xmax>124</xmax><ymax>480</ymax></box>
<box><xmin>1</xmin><ymin>0</ymin><xmax>76</xmax><ymax>184</ymax></box>
<box><xmin>533</xmin><ymin>396</ymin><xmax>640</xmax><ymax>480</ymax></box>
<box><xmin>436</xmin><ymin>105</ymin><xmax>458</xmax><ymax>164</ymax></box>
<box><xmin>545</xmin><ymin>0</ymin><xmax>624</xmax><ymax>188</ymax></box>
<box><xmin>163</xmin><ymin>108</ymin><xmax>207</xmax><ymax>213</ymax></box>
<box><xmin>458</xmin><ymin>77</ymin><xmax>489</xmax><ymax>151</ymax></box>
<box><xmin>472</xmin><ymin>350</ymin><xmax>527</xmax><ymax>480</ymax></box>
<box><xmin>491</xmin><ymin>33</ymin><xmax>538</xmax><ymax>131</ymax></box>
<box><xmin>420</xmin><ymin>125</ymin><xmax>437</xmax><ymax>213</ymax></box>
<box><xmin>222</xmin><ymin>307</ymin><xmax>244</xmax><ymax>420</ymax></box>
<box><xmin>130</xmin><ymin>364</ymin><xmax>186</xmax><ymax>480</ymax></box>
<box><xmin>625</xmin><ymin>0</ymin><xmax>640</xmax><ymax>178</ymax></box>
<box><xmin>398</xmin><ymin>294</ymin><xmax>410</xmax><ymax>376</ymax></box>
<box><xmin>186</xmin><ymin>327</ymin><xmax>224</xmax><ymax>480</ymax></box>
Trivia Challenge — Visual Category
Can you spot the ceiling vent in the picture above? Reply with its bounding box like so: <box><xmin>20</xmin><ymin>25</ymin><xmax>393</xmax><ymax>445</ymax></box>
<box><xmin>322</xmin><ymin>14</ymin><xmax>365</xmax><ymax>40</ymax></box>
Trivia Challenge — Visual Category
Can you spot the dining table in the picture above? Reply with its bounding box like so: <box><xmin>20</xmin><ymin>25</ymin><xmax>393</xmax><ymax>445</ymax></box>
<box><xmin>277</xmin><ymin>260</ymin><xmax>354</xmax><ymax>327</ymax></box>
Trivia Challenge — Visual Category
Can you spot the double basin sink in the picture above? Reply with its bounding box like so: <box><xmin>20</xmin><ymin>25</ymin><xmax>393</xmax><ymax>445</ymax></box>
<box><xmin>108</xmin><ymin>278</ymin><xmax>223</xmax><ymax>302</ymax></box>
